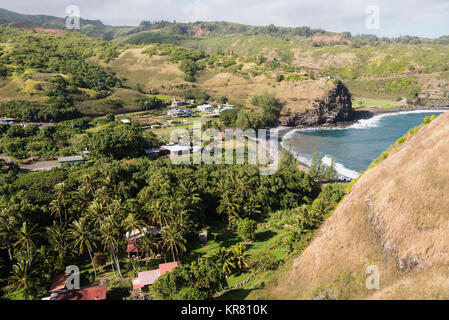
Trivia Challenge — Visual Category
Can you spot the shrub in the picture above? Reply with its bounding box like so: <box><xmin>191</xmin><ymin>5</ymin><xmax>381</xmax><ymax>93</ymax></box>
<box><xmin>237</xmin><ymin>218</ymin><xmax>257</xmax><ymax>241</ymax></box>
<box><xmin>250</xmin><ymin>251</ymin><xmax>279</xmax><ymax>272</ymax></box>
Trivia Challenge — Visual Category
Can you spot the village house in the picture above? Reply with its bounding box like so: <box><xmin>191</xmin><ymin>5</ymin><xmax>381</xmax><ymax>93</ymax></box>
<box><xmin>0</xmin><ymin>117</ymin><xmax>16</xmax><ymax>125</ymax></box>
<box><xmin>133</xmin><ymin>262</ymin><xmax>179</xmax><ymax>290</ymax></box>
<box><xmin>42</xmin><ymin>274</ymin><xmax>107</xmax><ymax>300</ymax></box>
<box><xmin>167</xmin><ymin>108</ymin><xmax>192</xmax><ymax>118</ymax></box>
<box><xmin>171</xmin><ymin>97</ymin><xmax>187</xmax><ymax>107</ymax></box>
<box><xmin>197</xmin><ymin>104</ymin><xmax>215</xmax><ymax>113</ymax></box>
<box><xmin>57</xmin><ymin>155</ymin><xmax>85</xmax><ymax>167</ymax></box>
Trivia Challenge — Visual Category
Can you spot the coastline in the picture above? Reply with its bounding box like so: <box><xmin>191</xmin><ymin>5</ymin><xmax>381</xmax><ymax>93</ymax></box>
<box><xmin>272</xmin><ymin>106</ymin><xmax>449</xmax><ymax>178</ymax></box>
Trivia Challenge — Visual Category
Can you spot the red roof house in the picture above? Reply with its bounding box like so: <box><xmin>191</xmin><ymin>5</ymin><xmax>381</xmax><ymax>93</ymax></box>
<box><xmin>49</xmin><ymin>274</ymin><xmax>68</xmax><ymax>292</ymax></box>
<box><xmin>137</xmin><ymin>269</ymin><xmax>161</xmax><ymax>287</ymax></box>
<box><xmin>132</xmin><ymin>278</ymin><xmax>144</xmax><ymax>290</ymax></box>
<box><xmin>159</xmin><ymin>262</ymin><xmax>178</xmax><ymax>275</ymax></box>
<box><xmin>55</xmin><ymin>285</ymin><xmax>107</xmax><ymax>300</ymax></box>
<box><xmin>127</xmin><ymin>240</ymin><xmax>138</xmax><ymax>253</ymax></box>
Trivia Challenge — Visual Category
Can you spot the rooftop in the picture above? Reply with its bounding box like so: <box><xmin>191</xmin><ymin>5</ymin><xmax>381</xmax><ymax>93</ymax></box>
<box><xmin>137</xmin><ymin>269</ymin><xmax>161</xmax><ymax>286</ymax></box>
<box><xmin>55</xmin><ymin>285</ymin><xmax>107</xmax><ymax>300</ymax></box>
<box><xmin>159</xmin><ymin>262</ymin><xmax>178</xmax><ymax>275</ymax></box>
<box><xmin>57</xmin><ymin>155</ymin><xmax>84</xmax><ymax>163</ymax></box>
<box><xmin>49</xmin><ymin>274</ymin><xmax>68</xmax><ymax>292</ymax></box>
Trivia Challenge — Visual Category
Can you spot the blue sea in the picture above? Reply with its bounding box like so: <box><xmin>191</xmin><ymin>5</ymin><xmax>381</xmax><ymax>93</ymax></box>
<box><xmin>282</xmin><ymin>110</ymin><xmax>447</xmax><ymax>179</ymax></box>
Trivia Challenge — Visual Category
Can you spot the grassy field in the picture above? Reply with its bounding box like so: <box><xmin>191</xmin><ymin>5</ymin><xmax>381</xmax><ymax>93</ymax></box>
<box><xmin>352</xmin><ymin>97</ymin><xmax>406</xmax><ymax>110</ymax></box>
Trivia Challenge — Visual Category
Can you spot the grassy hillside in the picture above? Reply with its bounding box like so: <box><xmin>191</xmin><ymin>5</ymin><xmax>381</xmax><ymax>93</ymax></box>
<box><xmin>2</xmin><ymin>8</ymin><xmax>449</xmax><ymax>105</ymax></box>
<box><xmin>261</xmin><ymin>112</ymin><xmax>449</xmax><ymax>299</ymax></box>
<box><xmin>0</xmin><ymin>8</ymin><xmax>128</xmax><ymax>40</ymax></box>
<box><xmin>0</xmin><ymin>27</ymin><xmax>149</xmax><ymax>119</ymax></box>
<box><xmin>116</xmin><ymin>24</ymin><xmax>449</xmax><ymax>104</ymax></box>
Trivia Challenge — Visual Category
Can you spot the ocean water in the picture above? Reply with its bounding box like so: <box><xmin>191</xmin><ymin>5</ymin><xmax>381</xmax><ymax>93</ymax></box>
<box><xmin>282</xmin><ymin>110</ymin><xmax>447</xmax><ymax>179</ymax></box>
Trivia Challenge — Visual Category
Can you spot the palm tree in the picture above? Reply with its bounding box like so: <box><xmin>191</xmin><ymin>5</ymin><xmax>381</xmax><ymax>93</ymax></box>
<box><xmin>68</xmin><ymin>218</ymin><xmax>97</xmax><ymax>279</ymax></box>
<box><xmin>229</xmin><ymin>243</ymin><xmax>250</xmax><ymax>273</ymax></box>
<box><xmin>217</xmin><ymin>193</ymin><xmax>241</xmax><ymax>226</ymax></box>
<box><xmin>297</xmin><ymin>205</ymin><xmax>321</xmax><ymax>231</ymax></box>
<box><xmin>14</xmin><ymin>221</ymin><xmax>39</xmax><ymax>265</ymax></box>
<box><xmin>8</xmin><ymin>260</ymin><xmax>40</xmax><ymax>300</ymax></box>
<box><xmin>0</xmin><ymin>207</ymin><xmax>20</xmax><ymax>264</ymax></box>
<box><xmin>149</xmin><ymin>200</ymin><xmax>170</xmax><ymax>227</ymax></box>
<box><xmin>49</xmin><ymin>199</ymin><xmax>63</xmax><ymax>224</ymax></box>
<box><xmin>53</xmin><ymin>182</ymin><xmax>68</xmax><ymax>221</ymax></box>
<box><xmin>136</xmin><ymin>235</ymin><xmax>159</xmax><ymax>259</ymax></box>
<box><xmin>99</xmin><ymin>216</ymin><xmax>122</xmax><ymax>277</ymax></box>
<box><xmin>215</xmin><ymin>247</ymin><xmax>232</xmax><ymax>274</ymax></box>
<box><xmin>45</xmin><ymin>221</ymin><xmax>67</xmax><ymax>265</ymax></box>
<box><xmin>80</xmin><ymin>173</ymin><xmax>97</xmax><ymax>198</ymax></box>
<box><xmin>161</xmin><ymin>225</ymin><xmax>186</xmax><ymax>262</ymax></box>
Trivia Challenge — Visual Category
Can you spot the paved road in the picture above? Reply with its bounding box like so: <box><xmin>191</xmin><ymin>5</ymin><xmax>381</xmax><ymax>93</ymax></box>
<box><xmin>20</xmin><ymin>160</ymin><xmax>58</xmax><ymax>171</ymax></box>
<box><xmin>1</xmin><ymin>155</ymin><xmax>58</xmax><ymax>171</ymax></box>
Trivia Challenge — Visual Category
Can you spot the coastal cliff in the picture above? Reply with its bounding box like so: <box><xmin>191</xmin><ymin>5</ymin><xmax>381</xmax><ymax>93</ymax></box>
<box><xmin>279</xmin><ymin>80</ymin><xmax>354</xmax><ymax>127</ymax></box>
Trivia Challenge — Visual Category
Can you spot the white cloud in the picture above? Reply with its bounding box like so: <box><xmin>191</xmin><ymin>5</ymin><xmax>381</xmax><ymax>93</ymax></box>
<box><xmin>2</xmin><ymin>0</ymin><xmax>449</xmax><ymax>38</ymax></box>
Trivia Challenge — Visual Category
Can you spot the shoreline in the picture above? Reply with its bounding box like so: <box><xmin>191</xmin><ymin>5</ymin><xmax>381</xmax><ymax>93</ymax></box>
<box><xmin>275</xmin><ymin>105</ymin><xmax>449</xmax><ymax>135</ymax></box>
<box><xmin>272</xmin><ymin>106</ymin><xmax>449</xmax><ymax>179</ymax></box>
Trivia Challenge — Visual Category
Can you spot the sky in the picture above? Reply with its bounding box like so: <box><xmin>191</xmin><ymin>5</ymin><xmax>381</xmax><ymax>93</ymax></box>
<box><xmin>2</xmin><ymin>0</ymin><xmax>449</xmax><ymax>38</ymax></box>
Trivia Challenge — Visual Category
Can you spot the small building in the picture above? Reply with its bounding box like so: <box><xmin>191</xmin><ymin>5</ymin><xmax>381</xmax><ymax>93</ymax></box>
<box><xmin>159</xmin><ymin>262</ymin><xmax>178</xmax><ymax>275</ymax></box>
<box><xmin>199</xmin><ymin>230</ymin><xmax>208</xmax><ymax>242</ymax></box>
<box><xmin>167</xmin><ymin>108</ymin><xmax>192</xmax><ymax>118</ymax></box>
<box><xmin>197</xmin><ymin>104</ymin><xmax>215</xmax><ymax>113</ymax></box>
<box><xmin>0</xmin><ymin>117</ymin><xmax>16</xmax><ymax>124</ymax></box>
<box><xmin>57</xmin><ymin>155</ymin><xmax>84</xmax><ymax>167</ymax></box>
<box><xmin>171</xmin><ymin>98</ymin><xmax>186</xmax><ymax>107</ymax></box>
<box><xmin>145</xmin><ymin>147</ymin><xmax>170</xmax><ymax>160</ymax></box>
<box><xmin>120</xmin><ymin>119</ymin><xmax>131</xmax><ymax>124</ymax></box>
<box><xmin>126</xmin><ymin>227</ymin><xmax>161</xmax><ymax>242</ymax></box>
<box><xmin>135</xmin><ymin>262</ymin><xmax>179</xmax><ymax>289</ymax></box>
<box><xmin>138</xmin><ymin>269</ymin><xmax>161</xmax><ymax>287</ymax></box>
<box><xmin>160</xmin><ymin>144</ymin><xmax>191</xmax><ymax>157</ymax></box>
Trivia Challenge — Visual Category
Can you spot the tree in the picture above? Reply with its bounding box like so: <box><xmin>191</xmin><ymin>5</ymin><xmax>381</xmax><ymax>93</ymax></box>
<box><xmin>88</xmin><ymin>122</ymin><xmax>159</xmax><ymax>159</ymax></box>
<box><xmin>217</xmin><ymin>193</ymin><xmax>241</xmax><ymax>226</ymax></box>
<box><xmin>8</xmin><ymin>260</ymin><xmax>41</xmax><ymax>300</ymax></box>
<box><xmin>0</xmin><ymin>207</ymin><xmax>20</xmax><ymax>264</ymax></box>
<box><xmin>309</xmin><ymin>149</ymin><xmax>324</xmax><ymax>180</ymax></box>
<box><xmin>237</xmin><ymin>218</ymin><xmax>257</xmax><ymax>241</ymax></box>
<box><xmin>324</xmin><ymin>158</ymin><xmax>339</xmax><ymax>181</ymax></box>
<box><xmin>251</xmin><ymin>93</ymin><xmax>284</xmax><ymax>126</ymax></box>
<box><xmin>161</xmin><ymin>225</ymin><xmax>186</xmax><ymax>262</ymax></box>
<box><xmin>219</xmin><ymin>108</ymin><xmax>238</xmax><ymax>127</ymax></box>
<box><xmin>68</xmin><ymin>218</ymin><xmax>97</xmax><ymax>279</ymax></box>
<box><xmin>99</xmin><ymin>215</ymin><xmax>122</xmax><ymax>277</ymax></box>
<box><xmin>45</xmin><ymin>222</ymin><xmax>67</xmax><ymax>266</ymax></box>
<box><xmin>14</xmin><ymin>221</ymin><xmax>39</xmax><ymax>266</ymax></box>
<box><xmin>92</xmin><ymin>252</ymin><xmax>107</xmax><ymax>269</ymax></box>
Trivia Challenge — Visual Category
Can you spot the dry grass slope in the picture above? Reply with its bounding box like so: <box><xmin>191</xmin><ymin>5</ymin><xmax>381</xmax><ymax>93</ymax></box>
<box><xmin>271</xmin><ymin>111</ymin><xmax>449</xmax><ymax>300</ymax></box>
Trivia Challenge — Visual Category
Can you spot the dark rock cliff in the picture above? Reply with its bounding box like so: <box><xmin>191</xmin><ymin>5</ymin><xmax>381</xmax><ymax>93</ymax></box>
<box><xmin>280</xmin><ymin>81</ymin><xmax>354</xmax><ymax>127</ymax></box>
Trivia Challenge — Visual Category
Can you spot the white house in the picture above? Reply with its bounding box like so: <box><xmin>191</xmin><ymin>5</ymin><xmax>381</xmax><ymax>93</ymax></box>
<box><xmin>0</xmin><ymin>117</ymin><xmax>16</xmax><ymax>125</ymax></box>
<box><xmin>197</xmin><ymin>104</ymin><xmax>215</xmax><ymax>112</ymax></box>
<box><xmin>218</xmin><ymin>104</ymin><xmax>236</xmax><ymax>111</ymax></box>
<box><xmin>167</xmin><ymin>108</ymin><xmax>192</xmax><ymax>118</ymax></box>
<box><xmin>120</xmin><ymin>119</ymin><xmax>131</xmax><ymax>124</ymax></box>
